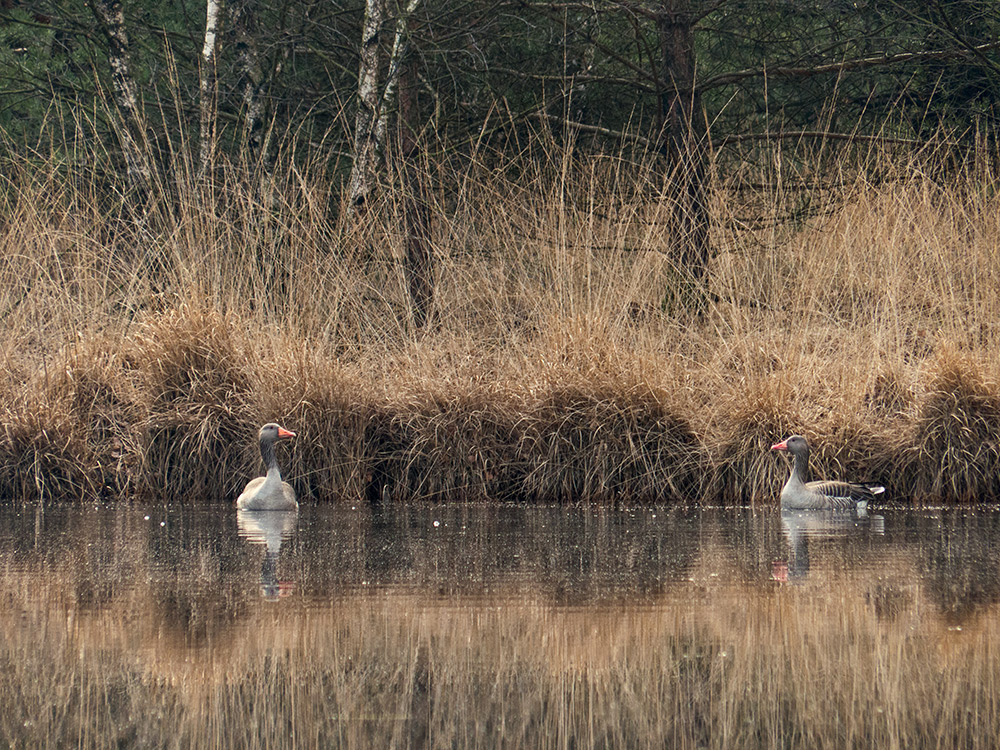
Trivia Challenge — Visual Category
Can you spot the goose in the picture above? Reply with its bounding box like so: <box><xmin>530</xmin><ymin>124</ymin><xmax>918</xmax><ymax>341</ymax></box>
<box><xmin>771</xmin><ymin>435</ymin><xmax>884</xmax><ymax>511</ymax></box>
<box><xmin>236</xmin><ymin>423</ymin><xmax>297</xmax><ymax>511</ymax></box>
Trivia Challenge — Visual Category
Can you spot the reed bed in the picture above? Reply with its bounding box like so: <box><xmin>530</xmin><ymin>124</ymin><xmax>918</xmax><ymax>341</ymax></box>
<box><xmin>1</xmin><ymin>136</ymin><xmax>1000</xmax><ymax>503</ymax></box>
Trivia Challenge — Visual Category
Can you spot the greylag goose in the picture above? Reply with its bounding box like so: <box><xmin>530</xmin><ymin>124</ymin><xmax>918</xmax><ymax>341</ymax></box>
<box><xmin>771</xmin><ymin>435</ymin><xmax>884</xmax><ymax>510</ymax></box>
<box><xmin>236</xmin><ymin>423</ymin><xmax>297</xmax><ymax>510</ymax></box>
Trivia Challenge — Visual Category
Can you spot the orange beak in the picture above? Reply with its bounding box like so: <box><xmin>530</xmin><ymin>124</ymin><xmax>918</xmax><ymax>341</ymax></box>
<box><xmin>770</xmin><ymin>440</ymin><xmax>788</xmax><ymax>451</ymax></box>
<box><xmin>278</xmin><ymin>427</ymin><xmax>296</xmax><ymax>439</ymax></box>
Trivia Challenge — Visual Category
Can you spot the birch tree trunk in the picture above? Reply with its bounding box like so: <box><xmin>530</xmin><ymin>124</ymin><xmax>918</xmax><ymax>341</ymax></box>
<box><xmin>199</xmin><ymin>0</ymin><xmax>224</xmax><ymax>178</ymax></box>
<box><xmin>346</xmin><ymin>0</ymin><xmax>385</xmax><ymax>212</ymax></box>
<box><xmin>374</xmin><ymin>0</ymin><xmax>423</xmax><ymax>159</ymax></box>
<box><xmin>89</xmin><ymin>0</ymin><xmax>151</xmax><ymax>198</ymax></box>
<box><xmin>658</xmin><ymin>0</ymin><xmax>709</xmax><ymax>288</ymax></box>
<box><xmin>361</xmin><ymin>0</ymin><xmax>431</xmax><ymax>327</ymax></box>
<box><xmin>345</xmin><ymin>0</ymin><xmax>432</xmax><ymax>324</ymax></box>
<box><xmin>229</xmin><ymin>0</ymin><xmax>266</xmax><ymax>165</ymax></box>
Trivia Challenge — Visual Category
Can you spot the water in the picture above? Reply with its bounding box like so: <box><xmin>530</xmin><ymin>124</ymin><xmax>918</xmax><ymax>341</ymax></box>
<box><xmin>2</xmin><ymin>501</ymin><xmax>1000</xmax><ymax>748</ymax></box>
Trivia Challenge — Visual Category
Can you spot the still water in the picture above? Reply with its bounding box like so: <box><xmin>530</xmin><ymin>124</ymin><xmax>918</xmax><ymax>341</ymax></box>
<box><xmin>2</xmin><ymin>501</ymin><xmax>1000</xmax><ymax>748</ymax></box>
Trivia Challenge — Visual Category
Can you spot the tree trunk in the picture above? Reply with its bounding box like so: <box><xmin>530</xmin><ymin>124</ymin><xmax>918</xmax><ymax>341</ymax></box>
<box><xmin>199</xmin><ymin>0</ymin><xmax>224</xmax><ymax>178</ymax></box>
<box><xmin>375</xmin><ymin>0</ymin><xmax>423</xmax><ymax>159</ymax></box>
<box><xmin>658</xmin><ymin>0</ymin><xmax>710</xmax><ymax>286</ymax></box>
<box><xmin>348</xmin><ymin>0</ymin><xmax>431</xmax><ymax>325</ymax></box>
<box><xmin>347</xmin><ymin>0</ymin><xmax>384</xmax><ymax>212</ymax></box>
<box><xmin>398</xmin><ymin>56</ymin><xmax>433</xmax><ymax>330</ymax></box>
<box><xmin>229</xmin><ymin>0</ymin><xmax>266</xmax><ymax>166</ymax></box>
<box><xmin>89</xmin><ymin>0</ymin><xmax>151</xmax><ymax>198</ymax></box>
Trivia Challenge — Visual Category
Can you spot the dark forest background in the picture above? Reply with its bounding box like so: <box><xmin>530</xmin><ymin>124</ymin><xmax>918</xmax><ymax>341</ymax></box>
<box><xmin>2</xmin><ymin>0</ymin><xmax>998</xmax><ymax>167</ymax></box>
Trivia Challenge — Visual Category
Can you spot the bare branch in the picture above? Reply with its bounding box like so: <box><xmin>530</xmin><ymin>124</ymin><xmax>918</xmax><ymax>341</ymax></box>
<box><xmin>712</xmin><ymin>130</ymin><xmax>964</xmax><ymax>150</ymax></box>
<box><xmin>700</xmin><ymin>40</ymin><xmax>1000</xmax><ymax>92</ymax></box>
<box><xmin>533</xmin><ymin>110</ymin><xmax>653</xmax><ymax>146</ymax></box>
<box><xmin>489</xmin><ymin>66</ymin><xmax>656</xmax><ymax>94</ymax></box>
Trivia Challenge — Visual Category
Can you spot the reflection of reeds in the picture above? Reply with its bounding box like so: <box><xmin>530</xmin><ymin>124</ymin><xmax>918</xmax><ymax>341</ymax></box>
<box><xmin>0</xmin><ymin>506</ymin><xmax>999</xmax><ymax>747</ymax></box>
<box><xmin>5</xmin><ymin>140</ymin><xmax>1000</xmax><ymax>501</ymax></box>
<box><xmin>3</xmin><ymin>550</ymin><xmax>1000</xmax><ymax>747</ymax></box>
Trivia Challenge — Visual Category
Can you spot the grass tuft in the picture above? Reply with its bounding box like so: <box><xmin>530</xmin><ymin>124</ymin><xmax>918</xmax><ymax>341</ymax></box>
<box><xmin>909</xmin><ymin>349</ymin><xmax>1000</xmax><ymax>501</ymax></box>
<box><xmin>709</xmin><ymin>378</ymin><xmax>801</xmax><ymax>503</ymax></box>
<box><xmin>520</xmin><ymin>382</ymin><xmax>703</xmax><ymax>503</ymax></box>
<box><xmin>0</xmin><ymin>393</ymin><xmax>96</xmax><ymax>500</ymax></box>
<box><xmin>130</xmin><ymin>304</ymin><xmax>256</xmax><ymax>498</ymax></box>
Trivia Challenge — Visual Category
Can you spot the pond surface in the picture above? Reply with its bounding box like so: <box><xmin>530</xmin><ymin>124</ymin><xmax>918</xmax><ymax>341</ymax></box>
<box><xmin>2</xmin><ymin>501</ymin><xmax>1000</xmax><ymax>748</ymax></box>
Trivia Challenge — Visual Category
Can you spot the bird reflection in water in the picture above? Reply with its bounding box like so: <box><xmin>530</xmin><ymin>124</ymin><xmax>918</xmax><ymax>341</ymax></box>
<box><xmin>772</xmin><ymin>507</ymin><xmax>884</xmax><ymax>583</ymax></box>
<box><xmin>237</xmin><ymin>509</ymin><xmax>298</xmax><ymax>600</ymax></box>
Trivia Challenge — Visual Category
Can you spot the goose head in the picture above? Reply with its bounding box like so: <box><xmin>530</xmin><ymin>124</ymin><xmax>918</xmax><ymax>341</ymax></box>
<box><xmin>259</xmin><ymin>423</ymin><xmax>296</xmax><ymax>445</ymax></box>
<box><xmin>771</xmin><ymin>434</ymin><xmax>809</xmax><ymax>459</ymax></box>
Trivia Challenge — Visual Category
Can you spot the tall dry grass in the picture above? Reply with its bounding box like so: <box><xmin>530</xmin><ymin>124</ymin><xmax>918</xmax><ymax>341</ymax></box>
<box><xmin>2</xmin><ymin>131</ymin><xmax>1000</xmax><ymax>502</ymax></box>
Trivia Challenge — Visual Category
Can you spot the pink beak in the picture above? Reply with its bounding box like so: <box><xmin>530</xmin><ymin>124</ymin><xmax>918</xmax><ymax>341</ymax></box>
<box><xmin>278</xmin><ymin>427</ymin><xmax>296</xmax><ymax>439</ymax></box>
<box><xmin>771</xmin><ymin>439</ymin><xmax>788</xmax><ymax>451</ymax></box>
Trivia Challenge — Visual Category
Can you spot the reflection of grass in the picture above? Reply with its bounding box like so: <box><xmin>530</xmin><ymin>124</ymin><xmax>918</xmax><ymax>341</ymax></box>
<box><xmin>5</xmin><ymin>140</ymin><xmax>1000</xmax><ymax>502</ymax></box>
<box><xmin>2</xmin><ymin>527</ymin><xmax>1000</xmax><ymax>747</ymax></box>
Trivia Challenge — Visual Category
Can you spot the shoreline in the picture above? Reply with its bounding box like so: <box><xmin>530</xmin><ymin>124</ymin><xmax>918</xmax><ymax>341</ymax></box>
<box><xmin>3</xmin><ymin>305</ymin><xmax>998</xmax><ymax>505</ymax></box>
<box><xmin>2</xmin><ymin>146</ymin><xmax>999</xmax><ymax>505</ymax></box>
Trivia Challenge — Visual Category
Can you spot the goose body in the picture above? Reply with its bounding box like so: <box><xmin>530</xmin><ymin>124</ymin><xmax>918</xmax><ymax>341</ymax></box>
<box><xmin>237</xmin><ymin>423</ymin><xmax>297</xmax><ymax>511</ymax></box>
<box><xmin>771</xmin><ymin>435</ymin><xmax>884</xmax><ymax>511</ymax></box>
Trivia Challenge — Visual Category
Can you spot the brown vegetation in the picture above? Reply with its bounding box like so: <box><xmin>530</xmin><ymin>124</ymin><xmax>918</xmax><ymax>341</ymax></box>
<box><xmin>2</xmin><ymin>137</ymin><xmax>1000</xmax><ymax>503</ymax></box>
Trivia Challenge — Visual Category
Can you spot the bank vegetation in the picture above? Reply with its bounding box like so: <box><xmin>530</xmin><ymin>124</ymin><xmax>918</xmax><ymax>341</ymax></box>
<box><xmin>1</xmin><ymin>127</ymin><xmax>999</xmax><ymax>504</ymax></box>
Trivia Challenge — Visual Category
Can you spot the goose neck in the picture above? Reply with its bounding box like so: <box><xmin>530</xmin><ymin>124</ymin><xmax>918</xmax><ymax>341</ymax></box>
<box><xmin>260</xmin><ymin>437</ymin><xmax>280</xmax><ymax>474</ymax></box>
<box><xmin>791</xmin><ymin>448</ymin><xmax>811</xmax><ymax>484</ymax></box>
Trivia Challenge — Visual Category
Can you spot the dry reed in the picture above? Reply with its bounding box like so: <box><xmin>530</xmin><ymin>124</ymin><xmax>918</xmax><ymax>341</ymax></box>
<box><xmin>1</xmin><ymin>133</ymin><xmax>1000</xmax><ymax>503</ymax></box>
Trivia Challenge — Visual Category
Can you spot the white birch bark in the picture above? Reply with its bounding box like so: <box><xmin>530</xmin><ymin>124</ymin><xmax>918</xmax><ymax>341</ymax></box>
<box><xmin>373</xmin><ymin>0</ymin><xmax>422</xmax><ymax>159</ymax></box>
<box><xmin>229</xmin><ymin>0</ymin><xmax>266</xmax><ymax>162</ymax></box>
<box><xmin>89</xmin><ymin>0</ymin><xmax>151</xmax><ymax>194</ymax></box>
<box><xmin>346</xmin><ymin>0</ymin><xmax>385</xmax><ymax>211</ymax></box>
<box><xmin>199</xmin><ymin>0</ymin><xmax>223</xmax><ymax>178</ymax></box>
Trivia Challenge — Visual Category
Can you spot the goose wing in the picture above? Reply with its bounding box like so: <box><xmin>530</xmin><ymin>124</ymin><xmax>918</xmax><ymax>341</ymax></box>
<box><xmin>804</xmin><ymin>480</ymin><xmax>884</xmax><ymax>509</ymax></box>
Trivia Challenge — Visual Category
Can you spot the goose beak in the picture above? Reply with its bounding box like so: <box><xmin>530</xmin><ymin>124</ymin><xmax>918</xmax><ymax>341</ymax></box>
<box><xmin>278</xmin><ymin>427</ymin><xmax>296</xmax><ymax>439</ymax></box>
<box><xmin>771</xmin><ymin>440</ymin><xmax>788</xmax><ymax>451</ymax></box>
